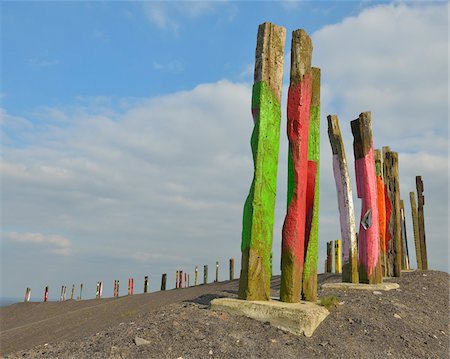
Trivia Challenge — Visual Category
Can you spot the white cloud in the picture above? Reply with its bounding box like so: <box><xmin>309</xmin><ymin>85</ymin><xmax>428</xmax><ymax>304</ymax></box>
<box><xmin>143</xmin><ymin>3</ymin><xmax>179</xmax><ymax>32</ymax></box>
<box><xmin>3</xmin><ymin>232</ymin><xmax>72</xmax><ymax>256</ymax></box>
<box><xmin>153</xmin><ymin>60</ymin><xmax>183</xmax><ymax>73</ymax></box>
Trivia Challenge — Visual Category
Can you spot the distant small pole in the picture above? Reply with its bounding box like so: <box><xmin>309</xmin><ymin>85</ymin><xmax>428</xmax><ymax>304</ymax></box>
<box><xmin>99</xmin><ymin>282</ymin><xmax>103</xmax><ymax>298</ymax></box>
<box><xmin>410</xmin><ymin>191</ymin><xmax>422</xmax><ymax>270</ymax></box>
<box><xmin>204</xmin><ymin>265</ymin><xmax>208</xmax><ymax>284</ymax></box>
<box><xmin>400</xmin><ymin>200</ymin><xmax>410</xmax><ymax>270</ymax></box>
<box><xmin>79</xmin><ymin>283</ymin><xmax>83</xmax><ymax>300</ymax></box>
<box><xmin>71</xmin><ymin>284</ymin><xmax>75</xmax><ymax>300</ymax></box>
<box><xmin>326</xmin><ymin>242</ymin><xmax>332</xmax><ymax>273</ymax></box>
<box><xmin>113</xmin><ymin>280</ymin><xmax>117</xmax><ymax>297</ymax></box>
<box><xmin>176</xmin><ymin>270</ymin><xmax>179</xmax><ymax>289</ymax></box>
<box><xmin>117</xmin><ymin>280</ymin><xmax>120</xmax><ymax>297</ymax></box>
<box><xmin>184</xmin><ymin>272</ymin><xmax>187</xmax><ymax>288</ymax></box>
<box><xmin>60</xmin><ymin>285</ymin><xmax>64</xmax><ymax>301</ymax></box>
<box><xmin>229</xmin><ymin>258</ymin><xmax>234</xmax><ymax>280</ymax></box>
<box><xmin>63</xmin><ymin>286</ymin><xmax>67</xmax><ymax>301</ymax></box>
<box><xmin>215</xmin><ymin>261</ymin><xmax>219</xmax><ymax>282</ymax></box>
<box><xmin>44</xmin><ymin>286</ymin><xmax>49</xmax><ymax>302</ymax></box>
<box><xmin>179</xmin><ymin>270</ymin><xmax>183</xmax><ymax>288</ymax></box>
<box><xmin>161</xmin><ymin>273</ymin><xmax>167</xmax><ymax>291</ymax></box>
<box><xmin>187</xmin><ymin>274</ymin><xmax>190</xmax><ymax>287</ymax></box>
<box><xmin>335</xmin><ymin>240</ymin><xmax>341</xmax><ymax>273</ymax></box>
<box><xmin>131</xmin><ymin>278</ymin><xmax>134</xmax><ymax>295</ymax></box>
<box><xmin>96</xmin><ymin>282</ymin><xmax>100</xmax><ymax>298</ymax></box>
<box><xmin>416</xmin><ymin>176</ymin><xmax>428</xmax><ymax>270</ymax></box>
<box><xmin>24</xmin><ymin>287</ymin><xmax>31</xmax><ymax>302</ymax></box>
<box><xmin>144</xmin><ymin>276</ymin><xmax>149</xmax><ymax>293</ymax></box>
<box><xmin>127</xmin><ymin>278</ymin><xmax>130</xmax><ymax>295</ymax></box>
<box><xmin>194</xmin><ymin>266</ymin><xmax>198</xmax><ymax>286</ymax></box>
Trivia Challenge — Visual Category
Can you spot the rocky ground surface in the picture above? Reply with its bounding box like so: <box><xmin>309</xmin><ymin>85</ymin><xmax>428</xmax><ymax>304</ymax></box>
<box><xmin>1</xmin><ymin>270</ymin><xmax>448</xmax><ymax>359</ymax></box>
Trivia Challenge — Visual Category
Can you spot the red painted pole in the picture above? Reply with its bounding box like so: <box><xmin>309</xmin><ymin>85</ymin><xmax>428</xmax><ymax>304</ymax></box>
<box><xmin>280</xmin><ymin>29</ymin><xmax>313</xmax><ymax>303</ymax></box>
<box><xmin>351</xmin><ymin>112</ymin><xmax>382</xmax><ymax>284</ymax></box>
<box><xmin>44</xmin><ymin>286</ymin><xmax>49</xmax><ymax>302</ymax></box>
<box><xmin>114</xmin><ymin>280</ymin><xmax>117</xmax><ymax>297</ymax></box>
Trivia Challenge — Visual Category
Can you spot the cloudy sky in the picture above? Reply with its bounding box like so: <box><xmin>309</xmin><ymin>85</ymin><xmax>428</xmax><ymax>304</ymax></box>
<box><xmin>1</xmin><ymin>1</ymin><xmax>448</xmax><ymax>300</ymax></box>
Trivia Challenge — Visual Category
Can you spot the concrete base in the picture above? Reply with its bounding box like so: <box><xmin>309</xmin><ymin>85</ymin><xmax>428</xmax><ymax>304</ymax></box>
<box><xmin>210</xmin><ymin>298</ymin><xmax>329</xmax><ymax>337</ymax></box>
<box><xmin>321</xmin><ymin>282</ymin><xmax>399</xmax><ymax>291</ymax></box>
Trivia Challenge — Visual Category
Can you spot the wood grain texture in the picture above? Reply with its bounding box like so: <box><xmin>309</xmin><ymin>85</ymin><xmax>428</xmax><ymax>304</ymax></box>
<box><xmin>409</xmin><ymin>191</ymin><xmax>422</xmax><ymax>270</ymax></box>
<box><xmin>374</xmin><ymin>149</ymin><xmax>387</xmax><ymax>276</ymax></box>
<box><xmin>327</xmin><ymin>115</ymin><xmax>358</xmax><ymax>283</ymax></box>
<box><xmin>416</xmin><ymin>176</ymin><xmax>428</xmax><ymax>270</ymax></box>
<box><xmin>351</xmin><ymin>112</ymin><xmax>382</xmax><ymax>284</ymax></box>
<box><xmin>400</xmin><ymin>200</ymin><xmax>410</xmax><ymax>270</ymax></box>
<box><xmin>384</xmin><ymin>151</ymin><xmax>402</xmax><ymax>277</ymax></box>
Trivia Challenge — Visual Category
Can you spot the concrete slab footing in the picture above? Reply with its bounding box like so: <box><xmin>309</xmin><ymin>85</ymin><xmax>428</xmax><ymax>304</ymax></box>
<box><xmin>210</xmin><ymin>298</ymin><xmax>329</xmax><ymax>337</ymax></box>
<box><xmin>321</xmin><ymin>282</ymin><xmax>399</xmax><ymax>291</ymax></box>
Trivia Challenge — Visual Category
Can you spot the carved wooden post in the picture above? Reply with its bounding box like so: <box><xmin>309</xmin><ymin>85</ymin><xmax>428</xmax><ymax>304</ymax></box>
<box><xmin>204</xmin><ymin>265</ymin><xmax>208</xmax><ymax>284</ymax></box>
<box><xmin>384</xmin><ymin>151</ymin><xmax>402</xmax><ymax>277</ymax></box>
<box><xmin>229</xmin><ymin>258</ymin><xmax>234</xmax><ymax>280</ymax></box>
<box><xmin>374</xmin><ymin>149</ymin><xmax>387</xmax><ymax>276</ymax></box>
<box><xmin>409</xmin><ymin>191</ymin><xmax>422</xmax><ymax>269</ymax></box>
<box><xmin>400</xmin><ymin>200</ymin><xmax>410</xmax><ymax>270</ymax></box>
<box><xmin>327</xmin><ymin>115</ymin><xmax>358</xmax><ymax>283</ymax></box>
<box><xmin>161</xmin><ymin>274</ymin><xmax>167</xmax><ymax>291</ymax></box>
<box><xmin>335</xmin><ymin>240</ymin><xmax>341</xmax><ymax>273</ymax></box>
<box><xmin>194</xmin><ymin>266</ymin><xmax>198</xmax><ymax>286</ymax></box>
<box><xmin>280</xmin><ymin>29</ymin><xmax>312</xmax><ymax>303</ymax></box>
<box><xmin>382</xmin><ymin>146</ymin><xmax>393</xmax><ymax>276</ymax></box>
<box><xmin>416</xmin><ymin>176</ymin><xmax>428</xmax><ymax>270</ymax></box>
<box><xmin>215</xmin><ymin>261</ymin><xmax>219</xmax><ymax>282</ymax></box>
<box><xmin>351</xmin><ymin>112</ymin><xmax>382</xmax><ymax>284</ymax></box>
<box><xmin>239</xmin><ymin>22</ymin><xmax>286</xmax><ymax>301</ymax></box>
<box><xmin>302</xmin><ymin>67</ymin><xmax>321</xmax><ymax>301</ymax></box>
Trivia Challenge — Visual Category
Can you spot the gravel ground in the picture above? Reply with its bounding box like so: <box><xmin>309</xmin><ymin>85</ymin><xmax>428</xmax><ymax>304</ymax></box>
<box><xmin>1</xmin><ymin>270</ymin><xmax>448</xmax><ymax>359</ymax></box>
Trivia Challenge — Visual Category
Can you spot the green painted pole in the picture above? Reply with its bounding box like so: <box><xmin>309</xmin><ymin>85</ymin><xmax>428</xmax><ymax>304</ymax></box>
<box><xmin>302</xmin><ymin>67</ymin><xmax>320</xmax><ymax>302</ymax></box>
<box><xmin>239</xmin><ymin>22</ymin><xmax>286</xmax><ymax>301</ymax></box>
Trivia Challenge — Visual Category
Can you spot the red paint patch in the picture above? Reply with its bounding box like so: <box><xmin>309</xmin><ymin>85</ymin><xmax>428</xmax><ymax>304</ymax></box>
<box><xmin>304</xmin><ymin>160</ymin><xmax>317</xmax><ymax>252</ymax></box>
<box><xmin>384</xmin><ymin>184</ymin><xmax>392</xmax><ymax>251</ymax></box>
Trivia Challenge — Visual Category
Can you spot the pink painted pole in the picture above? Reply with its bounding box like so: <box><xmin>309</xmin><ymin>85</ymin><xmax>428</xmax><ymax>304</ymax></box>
<box><xmin>44</xmin><ymin>286</ymin><xmax>49</xmax><ymax>302</ymax></box>
<box><xmin>351</xmin><ymin>112</ymin><xmax>382</xmax><ymax>284</ymax></box>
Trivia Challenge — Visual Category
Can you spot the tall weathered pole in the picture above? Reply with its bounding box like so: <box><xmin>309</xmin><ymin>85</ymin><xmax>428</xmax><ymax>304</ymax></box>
<box><xmin>382</xmin><ymin>146</ymin><xmax>393</xmax><ymax>276</ymax></box>
<box><xmin>327</xmin><ymin>115</ymin><xmax>358</xmax><ymax>283</ymax></box>
<box><xmin>409</xmin><ymin>191</ymin><xmax>422</xmax><ymax>269</ymax></box>
<box><xmin>334</xmin><ymin>240</ymin><xmax>341</xmax><ymax>273</ymax></box>
<box><xmin>194</xmin><ymin>266</ymin><xmax>198</xmax><ymax>286</ymax></box>
<box><xmin>161</xmin><ymin>274</ymin><xmax>167</xmax><ymax>291</ymax></box>
<box><xmin>384</xmin><ymin>151</ymin><xmax>402</xmax><ymax>277</ymax></box>
<box><xmin>229</xmin><ymin>258</ymin><xmax>234</xmax><ymax>280</ymax></box>
<box><xmin>239</xmin><ymin>22</ymin><xmax>286</xmax><ymax>301</ymax></box>
<box><xmin>326</xmin><ymin>241</ymin><xmax>332</xmax><ymax>273</ymax></box>
<box><xmin>351</xmin><ymin>112</ymin><xmax>382</xmax><ymax>284</ymax></box>
<box><xmin>280</xmin><ymin>29</ymin><xmax>312</xmax><ymax>303</ymax></box>
<box><xmin>215</xmin><ymin>261</ymin><xmax>219</xmax><ymax>282</ymax></box>
<box><xmin>416</xmin><ymin>176</ymin><xmax>428</xmax><ymax>270</ymax></box>
<box><xmin>204</xmin><ymin>265</ymin><xmax>208</xmax><ymax>284</ymax></box>
<box><xmin>302</xmin><ymin>67</ymin><xmax>321</xmax><ymax>302</ymax></box>
<box><xmin>374</xmin><ymin>149</ymin><xmax>387</xmax><ymax>276</ymax></box>
<box><xmin>400</xmin><ymin>200</ymin><xmax>410</xmax><ymax>270</ymax></box>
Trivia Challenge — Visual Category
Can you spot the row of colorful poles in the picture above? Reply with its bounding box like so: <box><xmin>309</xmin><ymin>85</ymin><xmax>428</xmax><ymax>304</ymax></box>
<box><xmin>328</xmin><ymin>113</ymin><xmax>428</xmax><ymax>284</ymax></box>
<box><xmin>24</xmin><ymin>259</ymin><xmax>236</xmax><ymax>302</ymax></box>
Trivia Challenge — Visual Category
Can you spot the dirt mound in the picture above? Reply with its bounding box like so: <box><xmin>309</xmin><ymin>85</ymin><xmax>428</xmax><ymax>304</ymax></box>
<box><xmin>1</xmin><ymin>271</ymin><xmax>448</xmax><ymax>358</ymax></box>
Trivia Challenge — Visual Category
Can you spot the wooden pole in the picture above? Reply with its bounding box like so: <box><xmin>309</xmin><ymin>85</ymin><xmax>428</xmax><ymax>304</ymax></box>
<box><xmin>326</xmin><ymin>241</ymin><xmax>332</xmax><ymax>273</ymax></box>
<box><xmin>240</xmin><ymin>22</ymin><xmax>286</xmax><ymax>301</ymax></box>
<box><xmin>335</xmin><ymin>240</ymin><xmax>341</xmax><ymax>273</ymax></box>
<box><xmin>400</xmin><ymin>200</ymin><xmax>411</xmax><ymax>270</ymax></box>
<box><xmin>327</xmin><ymin>115</ymin><xmax>358</xmax><ymax>283</ymax></box>
<box><xmin>382</xmin><ymin>146</ymin><xmax>393</xmax><ymax>276</ymax></box>
<box><xmin>384</xmin><ymin>151</ymin><xmax>402</xmax><ymax>277</ymax></box>
<box><xmin>215</xmin><ymin>261</ymin><xmax>219</xmax><ymax>282</ymax></box>
<box><xmin>302</xmin><ymin>66</ymin><xmax>321</xmax><ymax>302</ymax></box>
<box><xmin>116</xmin><ymin>280</ymin><xmax>119</xmax><ymax>297</ymax></box>
<box><xmin>416</xmin><ymin>176</ymin><xmax>428</xmax><ymax>270</ymax></box>
<box><xmin>113</xmin><ymin>280</ymin><xmax>117</xmax><ymax>297</ymax></box>
<box><xmin>71</xmin><ymin>284</ymin><xmax>75</xmax><ymax>300</ymax></box>
<box><xmin>229</xmin><ymin>258</ymin><xmax>234</xmax><ymax>280</ymax></box>
<box><xmin>184</xmin><ymin>273</ymin><xmax>187</xmax><ymax>288</ymax></box>
<box><xmin>194</xmin><ymin>266</ymin><xmax>198</xmax><ymax>286</ymax></box>
<box><xmin>280</xmin><ymin>28</ymin><xmax>312</xmax><ymax>303</ymax></box>
<box><xmin>144</xmin><ymin>276</ymin><xmax>149</xmax><ymax>293</ymax></box>
<box><xmin>44</xmin><ymin>286</ymin><xmax>49</xmax><ymax>302</ymax></box>
<box><xmin>204</xmin><ymin>265</ymin><xmax>208</xmax><ymax>284</ymax></box>
<box><xmin>60</xmin><ymin>285</ymin><xmax>64</xmax><ymax>301</ymax></box>
<box><xmin>187</xmin><ymin>274</ymin><xmax>190</xmax><ymax>287</ymax></box>
<box><xmin>161</xmin><ymin>274</ymin><xmax>167</xmax><ymax>291</ymax></box>
<box><xmin>374</xmin><ymin>149</ymin><xmax>387</xmax><ymax>276</ymax></box>
<box><xmin>179</xmin><ymin>271</ymin><xmax>183</xmax><ymax>289</ymax></box>
<box><xmin>351</xmin><ymin>112</ymin><xmax>382</xmax><ymax>284</ymax></box>
<box><xmin>409</xmin><ymin>191</ymin><xmax>422</xmax><ymax>269</ymax></box>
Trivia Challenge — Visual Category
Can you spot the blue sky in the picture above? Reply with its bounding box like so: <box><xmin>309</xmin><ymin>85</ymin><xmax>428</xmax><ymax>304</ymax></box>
<box><xmin>1</xmin><ymin>1</ymin><xmax>448</xmax><ymax>300</ymax></box>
